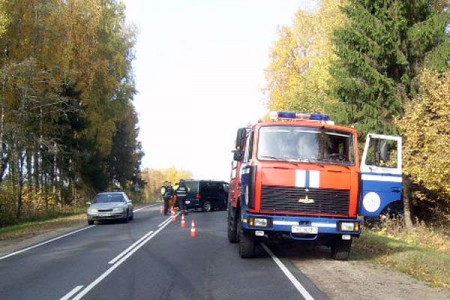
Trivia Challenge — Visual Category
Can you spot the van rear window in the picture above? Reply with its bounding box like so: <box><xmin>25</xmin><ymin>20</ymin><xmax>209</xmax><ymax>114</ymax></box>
<box><xmin>185</xmin><ymin>181</ymin><xmax>199</xmax><ymax>193</ymax></box>
<box><xmin>201</xmin><ymin>181</ymin><xmax>223</xmax><ymax>192</ymax></box>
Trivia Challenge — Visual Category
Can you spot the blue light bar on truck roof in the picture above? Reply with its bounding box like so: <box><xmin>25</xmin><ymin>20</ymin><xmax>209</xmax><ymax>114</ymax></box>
<box><xmin>269</xmin><ymin>111</ymin><xmax>333</xmax><ymax>123</ymax></box>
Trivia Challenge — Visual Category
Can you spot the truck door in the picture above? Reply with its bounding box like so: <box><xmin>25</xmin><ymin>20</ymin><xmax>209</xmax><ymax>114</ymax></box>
<box><xmin>360</xmin><ymin>134</ymin><xmax>403</xmax><ymax>217</ymax></box>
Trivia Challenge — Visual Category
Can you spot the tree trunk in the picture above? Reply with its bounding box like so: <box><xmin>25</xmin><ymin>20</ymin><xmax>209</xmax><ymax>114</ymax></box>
<box><xmin>34</xmin><ymin>139</ymin><xmax>40</xmax><ymax>193</ymax></box>
<box><xmin>0</xmin><ymin>107</ymin><xmax>7</xmax><ymax>184</ymax></box>
<box><xmin>403</xmin><ymin>175</ymin><xmax>414</xmax><ymax>229</ymax></box>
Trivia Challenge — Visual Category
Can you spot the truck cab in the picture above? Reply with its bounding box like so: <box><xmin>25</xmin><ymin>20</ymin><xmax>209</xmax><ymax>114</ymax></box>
<box><xmin>227</xmin><ymin>112</ymin><xmax>402</xmax><ymax>260</ymax></box>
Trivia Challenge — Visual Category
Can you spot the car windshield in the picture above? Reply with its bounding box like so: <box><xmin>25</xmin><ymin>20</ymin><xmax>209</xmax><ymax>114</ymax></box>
<box><xmin>93</xmin><ymin>194</ymin><xmax>125</xmax><ymax>203</ymax></box>
<box><xmin>257</xmin><ymin>126</ymin><xmax>355</xmax><ymax>165</ymax></box>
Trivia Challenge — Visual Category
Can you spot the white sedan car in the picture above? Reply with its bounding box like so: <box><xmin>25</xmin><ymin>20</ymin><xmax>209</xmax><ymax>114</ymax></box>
<box><xmin>87</xmin><ymin>192</ymin><xmax>134</xmax><ymax>225</ymax></box>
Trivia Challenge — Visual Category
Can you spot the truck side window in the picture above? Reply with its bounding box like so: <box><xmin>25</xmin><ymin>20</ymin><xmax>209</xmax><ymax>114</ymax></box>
<box><xmin>322</xmin><ymin>134</ymin><xmax>353</xmax><ymax>163</ymax></box>
<box><xmin>244</xmin><ymin>131</ymin><xmax>254</xmax><ymax>162</ymax></box>
<box><xmin>365</xmin><ymin>138</ymin><xmax>398</xmax><ymax>168</ymax></box>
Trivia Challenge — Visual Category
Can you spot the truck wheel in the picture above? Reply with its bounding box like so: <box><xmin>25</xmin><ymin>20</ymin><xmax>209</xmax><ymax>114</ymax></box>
<box><xmin>88</xmin><ymin>220</ymin><xmax>94</xmax><ymax>225</ymax></box>
<box><xmin>227</xmin><ymin>207</ymin><xmax>238</xmax><ymax>243</ymax></box>
<box><xmin>239</xmin><ymin>228</ymin><xmax>255</xmax><ymax>258</ymax></box>
<box><xmin>202</xmin><ymin>201</ymin><xmax>212</xmax><ymax>212</ymax></box>
<box><xmin>331</xmin><ymin>238</ymin><xmax>352</xmax><ymax>260</ymax></box>
<box><xmin>238</xmin><ymin>213</ymin><xmax>255</xmax><ymax>258</ymax></box>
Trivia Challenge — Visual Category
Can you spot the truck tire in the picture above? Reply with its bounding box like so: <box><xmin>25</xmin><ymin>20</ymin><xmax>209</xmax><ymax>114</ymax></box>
<box><xmin>331</xmin><ymin>238</ymin><xmax>352</xmax><ymax>260</ymax></box>
<box><xmin>238</xmin><ymin>211</ymin><xmax>255</xmax><ymax>258</ymax></box>
<box><xmin>227</xmin><ymin>207</ymin><xmax>239</xmax><ymax>243</ymax></box>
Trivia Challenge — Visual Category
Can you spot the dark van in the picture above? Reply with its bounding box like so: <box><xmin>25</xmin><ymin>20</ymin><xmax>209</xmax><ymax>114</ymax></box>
<box><xmin>184</xmin><ymin>180</ymin><xmax>229</xmax><ymax>212</ymax></box>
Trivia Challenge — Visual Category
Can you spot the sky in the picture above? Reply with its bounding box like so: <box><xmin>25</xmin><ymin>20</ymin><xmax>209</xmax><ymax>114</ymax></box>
<box><xmin>123</xmin><ymin>0</ymin><xmax>317</xmax><ymax>181</ymax></box>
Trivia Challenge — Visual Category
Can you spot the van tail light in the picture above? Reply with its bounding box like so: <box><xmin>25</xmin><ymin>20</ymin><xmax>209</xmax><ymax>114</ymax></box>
<box><xmin>196</xmin><ymin>193</ymin><xmax>201</xmax><ymax>200</ymax></box>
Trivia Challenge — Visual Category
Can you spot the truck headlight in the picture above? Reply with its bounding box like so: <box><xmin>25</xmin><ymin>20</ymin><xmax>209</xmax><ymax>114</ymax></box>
<box><xmin>339</xmin><ymin>221</ymin><xmax>360</xmax><ymax>232</ymax></box>
<box><xmin>249</xmin><ymin>217</ymin><xmax>270</xmax><ymax>228</ymax></box>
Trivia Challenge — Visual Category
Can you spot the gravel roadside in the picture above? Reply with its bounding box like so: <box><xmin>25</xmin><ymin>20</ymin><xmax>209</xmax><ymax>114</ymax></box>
<box><xmin>278</xmin><ymin>243</ymin><xmax>450</xmax><ymax>300</ymax></box>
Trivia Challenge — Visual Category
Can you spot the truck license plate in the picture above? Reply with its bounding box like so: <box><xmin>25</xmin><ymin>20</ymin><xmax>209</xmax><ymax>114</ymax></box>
<box><xmin>99</xmin><ymin>213</ymin><xmax>111</xmax><ymax>217</ymax></box>
<box><xmin>185</xmin><ymin>201</ymin><xmax>191</xmax><ymax>204</ymax></box>
<box><xmin>291</xmin><ymin>225</ymin><xmax>318</xmax><ymax>234</ymax></box>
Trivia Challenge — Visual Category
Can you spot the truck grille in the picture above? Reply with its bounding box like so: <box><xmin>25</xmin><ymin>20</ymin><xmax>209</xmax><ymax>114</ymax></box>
<box><xmin>261</xmin><ymin>186</ymin><xmax>350</xmax><ymax>215</ymax></box>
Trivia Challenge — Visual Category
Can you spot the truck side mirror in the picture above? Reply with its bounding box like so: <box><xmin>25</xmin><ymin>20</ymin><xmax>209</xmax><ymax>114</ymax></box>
<box><xmin>235</xmin><ymin>128</ymin><xmax>247</xmax><ymax>150</ymax></box>
<box><xmin>233</xmin><ymin>150</ymin><xmax>244</xmax><ymax>161</ymax></box>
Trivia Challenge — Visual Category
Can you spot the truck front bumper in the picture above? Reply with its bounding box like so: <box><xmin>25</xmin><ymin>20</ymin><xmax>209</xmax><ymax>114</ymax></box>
<box><xmin>242</xmin><ymin>213</ymin><xmax>361</xmax><ymax>240</ymax></box>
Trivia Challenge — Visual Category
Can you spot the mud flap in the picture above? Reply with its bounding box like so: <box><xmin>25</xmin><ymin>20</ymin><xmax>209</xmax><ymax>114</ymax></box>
<box><xmin>360</xmin><ymin>134</ymin><xmax>403</xmax><ymax>217</ymax></box>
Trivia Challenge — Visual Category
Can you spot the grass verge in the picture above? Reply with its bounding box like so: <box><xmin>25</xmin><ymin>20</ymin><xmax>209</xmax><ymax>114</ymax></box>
<box><xmin>353</xmin><ymin>227</ymin><xmax>450</xmax><ymax>288</ymax></box>
<box><xmin>0</xmin><ymin>203</ymin><xmax>154</xmax><ymax>241</ymax></box>
<box><xmin>0</xmin><ymin>213</ymin><xmax>86</xmax><ymax>241</ymax></box>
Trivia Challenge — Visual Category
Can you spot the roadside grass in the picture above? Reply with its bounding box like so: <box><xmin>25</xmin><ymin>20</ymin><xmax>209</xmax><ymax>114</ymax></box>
<box><xmin>0</xmin><ymin>202</ymin><xmax>156</xmax><ymax>241</ymax></box>
<box><xmin>0</xmin><ymin>212</ymin><xmax>86</xmax><ymax>241</ymax></box>
<box><xmin>353</xmin><ymin>222</ymin><xmax>450</xmax><ymax>288</ymax></box>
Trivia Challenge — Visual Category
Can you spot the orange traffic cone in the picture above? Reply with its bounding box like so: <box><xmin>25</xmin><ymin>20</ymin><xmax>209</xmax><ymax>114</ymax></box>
<box><xmin>181</xmin><ymin>214</ymin><xmax>186</xmax><ymax>228</ymax></box>
<box><xmin>190</xmin><ymin>220</ymin><xmax>197</xmax><ymax>237</ymax></box>
<box><xmin>172</xmin><ymin>210</ymin><xmax>177</xmax><ymax>222</ymax></box>
<box><xmin>160</xmin><ymin>205</ymin><xmax>163</xmax><ymax>214</ymax></box>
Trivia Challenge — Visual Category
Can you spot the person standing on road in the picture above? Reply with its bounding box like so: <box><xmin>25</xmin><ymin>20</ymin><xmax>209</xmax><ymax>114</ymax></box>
<box><xmin>174</xmin><ymin>179</ymin><xmax>189</xmax><ymax>215</ymax></box>
<box><xmin>160</xmin><ymin>181</ymin><xmax>173</xmax><ymax>215</ymax></box>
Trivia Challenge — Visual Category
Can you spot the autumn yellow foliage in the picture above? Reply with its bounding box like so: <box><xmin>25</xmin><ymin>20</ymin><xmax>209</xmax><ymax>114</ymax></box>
<box><xmin>396</xmin><ymin>69</ymin><xmax>450</xmax><ymax>205</ymax></box>
<box><xmin>141</xmin><ymin>168</ymin><xmax>193</xmax><ymax>202</ymax></box>
<box><xmin>0</xmin><ymin>0</ymin><xmax>8</xmax><ymax>37</ymax></box>
<box><xmin>265</xmin><ymin>0</ymin><xmax>348</xmax><ymax>113</ymax></box>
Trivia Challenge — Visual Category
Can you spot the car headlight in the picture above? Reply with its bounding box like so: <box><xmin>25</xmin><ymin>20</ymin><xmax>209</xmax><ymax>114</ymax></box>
<box><xmin>112</xmin><ymin>207</ymin><xmax>125</xmax><ymax>213</ymax></box>
<box><xmin>87</xmin><ymin>208</ymin><xmax>98</xmax><ymax>214</ymax></box>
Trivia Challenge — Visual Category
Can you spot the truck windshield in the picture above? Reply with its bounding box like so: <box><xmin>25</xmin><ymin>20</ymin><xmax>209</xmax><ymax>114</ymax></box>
<box><xmin>257</xmin><ymin>126</ymin><xmax>355</xmax><ymax>165</ymax></box>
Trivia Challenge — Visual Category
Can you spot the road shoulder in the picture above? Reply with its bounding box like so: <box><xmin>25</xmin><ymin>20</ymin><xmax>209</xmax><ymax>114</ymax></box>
<box><xmin>282</xmin><ymin>244</ymin><xmax>450</xmax><ymax>300</ymax></box>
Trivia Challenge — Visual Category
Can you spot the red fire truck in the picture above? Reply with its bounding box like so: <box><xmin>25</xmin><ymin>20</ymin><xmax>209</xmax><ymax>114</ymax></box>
<box><xmin>227</xmin><ymin>111</ymin><xmax>403</xmax><ymax>260</ymax></box>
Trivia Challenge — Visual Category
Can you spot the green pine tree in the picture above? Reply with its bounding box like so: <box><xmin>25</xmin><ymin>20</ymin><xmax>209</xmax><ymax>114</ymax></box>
<box><xmin>330</xmin><ymin>0</ymin><xmax>449</xmax><ymax>137</ymax></box>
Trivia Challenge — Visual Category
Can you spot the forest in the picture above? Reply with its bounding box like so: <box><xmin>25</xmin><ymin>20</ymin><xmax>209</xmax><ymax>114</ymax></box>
<box><xmin>0</xmin><ymin>0</ymin><xmax>144</xmax><ymax>225</ymax></box>
<box><xmin>265</xmin><ymin>0</ymin><xmax>450</xmax><ymax>226</ymax></box>
<box><xmin>0</xmin><ymin>0</ymin><xmax>449</xmax><ymax>228</ymax></box>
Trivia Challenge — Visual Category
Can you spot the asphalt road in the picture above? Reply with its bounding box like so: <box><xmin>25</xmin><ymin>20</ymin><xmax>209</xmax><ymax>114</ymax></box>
<box><xmin>0</xmin><ymin>205</ymin><xmax>328</xmax><ymax>300</ymax></box>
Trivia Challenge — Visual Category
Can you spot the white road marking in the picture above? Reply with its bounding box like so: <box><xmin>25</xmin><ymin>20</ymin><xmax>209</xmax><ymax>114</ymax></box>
<box><xmin>133</xmin><ymin>204</ymin><xmax>154</xmax><ymax>212</ymax></box>
<box><xmin>108</xmin><ymin>230</ymin><xmax>154</xmax><ymax>264</ymax></box>
<box><xmin>108</xmin><ymin>206</ymin><xmax>173</xmax><ymax>264</ymax></box>
<box><xmin>0</xmin><ymin>226</ymin><xmax>95</xmax><ymax>261</ymax></box>
<box><xmin>70</xmin><ymin>217</ymin><xmax>173</xmax><ymax>300</ymax></box>
<box><xmin>261</xmin><ymin>243</ymin><xmax>315</xmax><ymax>300</ymax></box>
<box><xmin>59</xmin><ymin>285</ymin><xmax>84</xmax><ymax>300</ymax></box>
<box><xmin>158</xmin><ymin>213</ymin><xmax>178</xmax><ymax>227</ymax></box>
<box><xmin>0</xmin><ymin>204</ymin><xmax>159</xmax><ymax>261</ymax></box>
